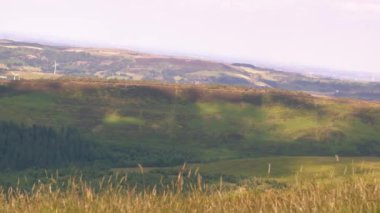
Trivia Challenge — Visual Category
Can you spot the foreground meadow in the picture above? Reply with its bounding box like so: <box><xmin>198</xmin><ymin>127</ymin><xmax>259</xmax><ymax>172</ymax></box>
<box><xmin>0</xmin><ymin>158</ymin><xmax>380</xmax><ymax>212</ymax></box>
<box><xmin>0</xmin><ymin>164</ymin><xmax>379</xmax><ymax>213</ymax></box>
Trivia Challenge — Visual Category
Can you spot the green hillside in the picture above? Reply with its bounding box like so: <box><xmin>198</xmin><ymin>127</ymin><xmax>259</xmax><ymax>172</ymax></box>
<box><xmin>0</xmin><ymin>79</ymin><xmax>379</xmax><ymax>171</ymax></box>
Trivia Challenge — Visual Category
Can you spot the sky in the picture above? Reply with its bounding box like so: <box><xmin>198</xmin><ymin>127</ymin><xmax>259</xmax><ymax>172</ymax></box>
<box><xmin>0</xmin><ymin>0</ymin><xmax>379</xmax><ymax>74</ymax></box>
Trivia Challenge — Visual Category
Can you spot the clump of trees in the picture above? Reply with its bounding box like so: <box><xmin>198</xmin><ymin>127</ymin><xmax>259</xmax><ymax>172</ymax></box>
<box><xmin>0</xmin><ymin>122</ymin><xmax>95</xmax><ymax>170</ymax></box>
<box><xmin>0</xmin><ymin>122</ymin><xmax>192</xmax><ymax>170</ymax></box>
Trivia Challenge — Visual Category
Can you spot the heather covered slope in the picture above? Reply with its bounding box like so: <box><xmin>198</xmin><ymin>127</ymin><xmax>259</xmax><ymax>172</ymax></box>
<box><xmin>0</xmin><ymin>79</ymin><xmax>379</xmax><ymax>170</ymax></box>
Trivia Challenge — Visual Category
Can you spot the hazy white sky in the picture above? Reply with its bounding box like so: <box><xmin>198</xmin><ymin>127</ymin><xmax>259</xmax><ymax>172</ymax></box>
<box><xmin>0</xmin><ymin>0</ymin><xmax>379</xmax><ymax>73</ymax></box>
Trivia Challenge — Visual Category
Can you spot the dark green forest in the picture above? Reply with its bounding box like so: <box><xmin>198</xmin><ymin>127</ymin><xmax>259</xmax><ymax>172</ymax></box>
<box><xmin>0</xmin><ymin>122</ymin><xmax>94</xmax><ymax>169</ymax></box>
<box><xmin>0</xmin><ymin>121</ymin><xmax>194</xmax><ymax>171</ymax></box>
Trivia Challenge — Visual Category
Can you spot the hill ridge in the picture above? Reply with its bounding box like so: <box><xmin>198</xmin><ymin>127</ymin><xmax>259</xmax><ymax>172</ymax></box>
<box><xmin>0</xmin><ymin>39</ymin><xmax>379</xmax><ymax>100</ymax></box>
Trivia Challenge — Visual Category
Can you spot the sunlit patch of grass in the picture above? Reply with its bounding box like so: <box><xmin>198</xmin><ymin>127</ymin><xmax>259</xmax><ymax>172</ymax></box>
<box><xmin>104</xmin><ymin>112</ymin><xmax>145</xmax><ymax>126</ymax></box>
<box><xmin>275</xmin><ymin>116</ymin><xmax>324</xmax><ymax>139</ymax></box>
<box><xmin>196</xmin><ymin>102</ymin><xmax>222</xmax><ymax>115</ymax></box>
<box><xmin>194</xmin><ymin>102</ymin><xmax>266</xmax><ymax>134</ymax></box>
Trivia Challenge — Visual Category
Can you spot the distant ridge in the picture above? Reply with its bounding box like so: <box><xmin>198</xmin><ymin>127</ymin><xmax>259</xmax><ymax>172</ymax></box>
<box><xmin>0</xmin><ymin>39</ymin><xmax>379</xmax><ymax>100</ymax></box>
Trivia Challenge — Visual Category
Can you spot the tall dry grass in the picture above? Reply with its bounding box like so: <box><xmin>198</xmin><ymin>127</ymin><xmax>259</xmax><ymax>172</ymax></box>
<box><xmin>0</xmin><ymin>167</ymin><xmax>378</xmax><ymax>213</ymax></box>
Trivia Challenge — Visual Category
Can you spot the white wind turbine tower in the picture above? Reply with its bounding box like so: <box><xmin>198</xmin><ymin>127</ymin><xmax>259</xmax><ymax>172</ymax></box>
<box><xmin>10</xmin><ymin>72</ymin><xmax>20</xmax><ymax>80</ymax></box>
<box><xmin>53</xmin><ymin>60</ymin><xmax>58</xmax><ymax>75</ymax></box>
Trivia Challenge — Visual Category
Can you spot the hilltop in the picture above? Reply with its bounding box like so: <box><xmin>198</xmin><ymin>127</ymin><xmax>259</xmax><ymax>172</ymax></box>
<box><xmin>1</xmin><ymin>39</ymin><xmax>379</xmax><ymax>100</ymax></box>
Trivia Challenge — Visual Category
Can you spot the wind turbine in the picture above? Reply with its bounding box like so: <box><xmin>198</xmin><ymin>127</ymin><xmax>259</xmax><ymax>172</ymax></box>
<box><xmin>53</xmin><ymin>60</ymin><xmax>58</xmax><ymax>75</ymax></box>
<box><xmin>10</xmin><ymin>72</ymin><xmax>20</xmax><ymax>80</ymax></box>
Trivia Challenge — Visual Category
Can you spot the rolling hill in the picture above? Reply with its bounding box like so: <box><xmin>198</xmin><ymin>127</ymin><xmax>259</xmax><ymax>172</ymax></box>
<box><xmin>0</xmin><ymin>79</ymin><xmax>379</xmax><ymax>171</ymax></box>
<box><xmin>1</xmin><ymin>39</ymin><xmax>379</xmax><ymax>100</ymax></box>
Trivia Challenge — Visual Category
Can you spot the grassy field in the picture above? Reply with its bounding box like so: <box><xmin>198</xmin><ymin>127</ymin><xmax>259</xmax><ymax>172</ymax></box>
<box><xmin>114</xmin><ymin>156</ymin><xmax>380</xmax><ymax>184</ymax></box>
<box><xmin>188</xmin><ymin>156</ymin><xmax>380</xmax><ymax>180</ymax></box>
